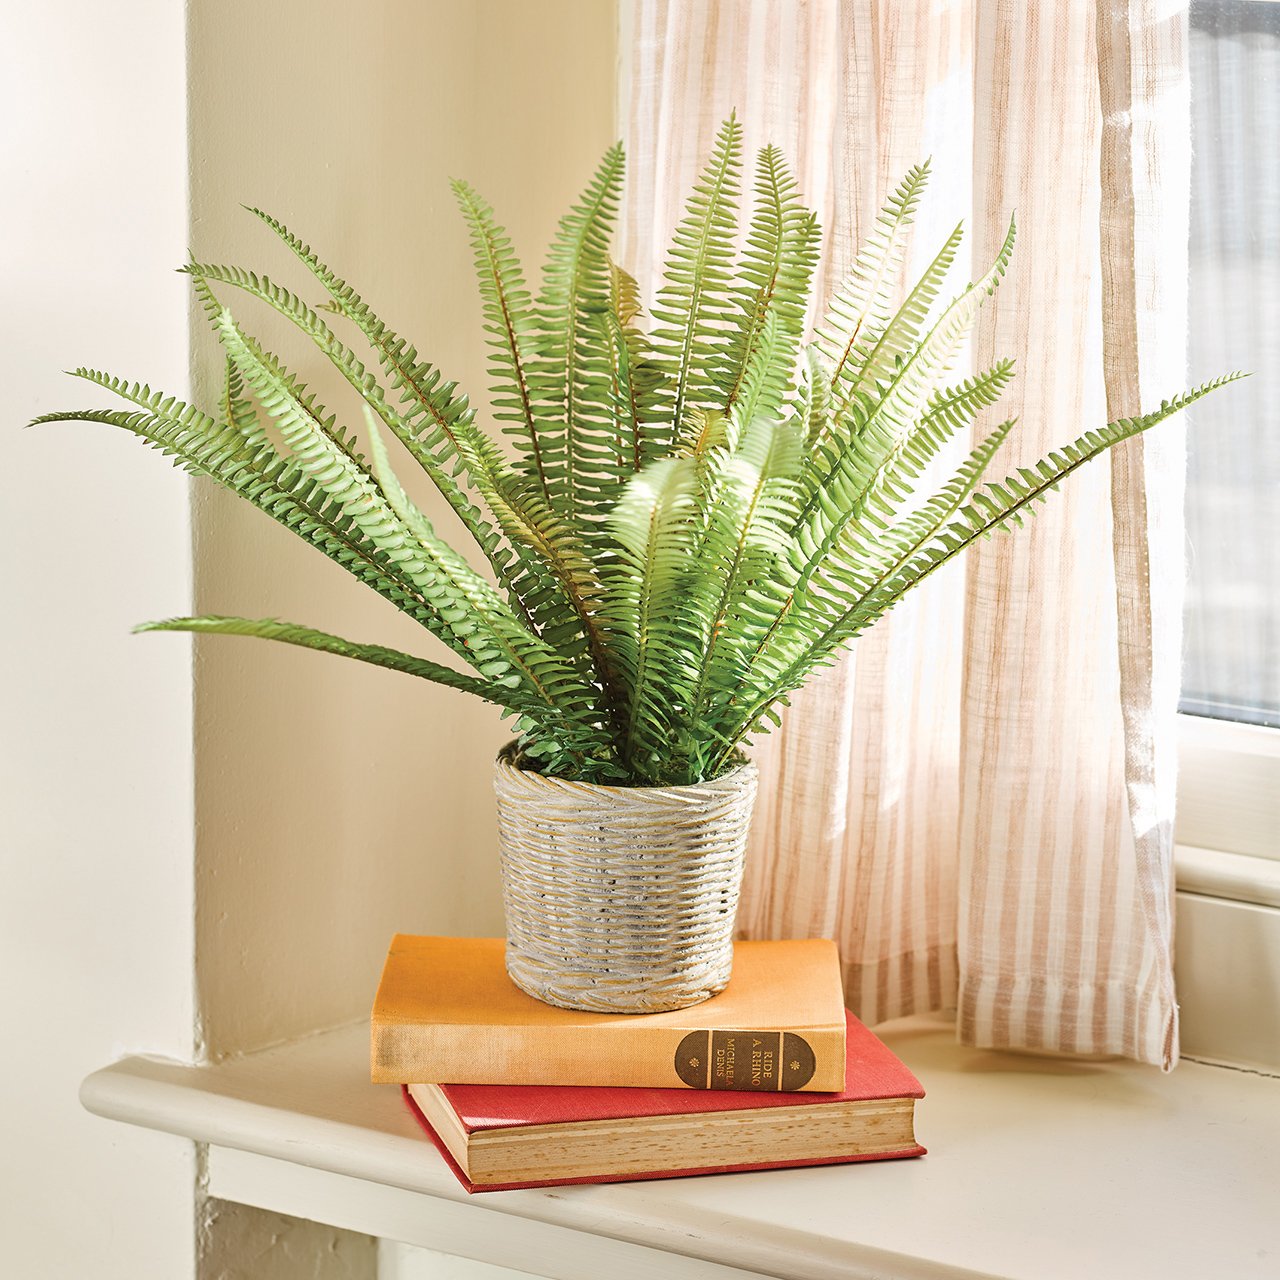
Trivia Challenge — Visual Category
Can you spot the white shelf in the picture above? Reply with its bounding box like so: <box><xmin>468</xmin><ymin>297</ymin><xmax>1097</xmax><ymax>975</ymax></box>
<box><xmin>81</xmin><ymin>1015</ymin><xmax>1279</xmax><ymax>1280</ymax></box>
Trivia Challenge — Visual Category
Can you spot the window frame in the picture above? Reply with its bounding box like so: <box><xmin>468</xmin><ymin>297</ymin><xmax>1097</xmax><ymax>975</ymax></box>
<box><xmin>1173</xmin><ymin>715</ymin><xmax>1279</xmax><ymax>1071</ymax></box>
<box><xmin>1180</xmin><ymin>0</ymin><xmax>1279</xmax><ymax>882</ymax></box>
<box><xmin>1175</xmin><ymin>712</ymin><xmax>1280</xmax><ymax>878</ymax></box>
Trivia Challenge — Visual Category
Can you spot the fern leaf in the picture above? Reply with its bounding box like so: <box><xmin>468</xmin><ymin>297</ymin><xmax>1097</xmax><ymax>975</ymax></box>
<box><xmin>362</xmin><ymin>408</ymin><xmax>618</xmax><ymax>751</ymax></box>
<box><xmin>814</xmin><ymin>161</ymin><xmax>931</xmax><ymax>387</ymax></box>
<box><xmin>713</xmin><ymin>373</ymin><xmax>1245</xmax><ymax>769</ymax></box>
<box><xmin>33</xmin><ymin>389</ymin><xmax>476</xmax><ymax>651</ymax></box>
<box><xmin>601</xmin><ymin>259</ymin><xmax>663</xmax><ymax>474</ymax></box>
<box><xmin>602</xmin><ymin>456</ymin><xmax>702</xmax><ymax>778</ymax></box>
<box><xmin>675</xmin><ymin>416</ymin><xmax>803</xmax><ymax>781</ymax></box>
<box><xmin>797</xmin><ymin>346</ymin><xmax>834</xmax><ymax>448</ymax></box>
<box><xmin>526</xmin><ymin>144</ymin><xmax>626</xmax><ymax>523</ymax></box>
<box><xmin>245</xmin><ymin>206</ymin><xmax>506</xmax><ymax>497</ymax></box>
<box><xmin>833</xmin><ymin>218</ymin><xmax>965</xmax><ymax>418</ymax></box>
<box><xmin>220</xmin><ymin>356</ymin><xmax>267</xmax><ymax>446</ymax></box>
<box><xmin>138</xmin><ymin>615</ymin><xmax>516</xmax><ymax>695</ymax></box>
<box><xmin>235</xmin><ymin>211</ymin><xmax>528</xmax><ymax>559</ymax></box>
<box><xmin>651</xmin><ymin>115</ymin><xmax>744</xmax><ymax>452</ymax></box>
<box><xmin>791</xmin><ymin>216</ymin><xmax>1018</xmax><ymax>584</ymax></box>
<box><xmin>216</xmin><ymin>223</ymin><xmax>611</xmax><ymax>669</ymax></box>
<box><xmin>919</xmin><ymin>359</ymin><xmax>1017</xmax><ymax>440</ymax></box>
<box><xmin>137</xmin><ymin>614</ymin><xmax>619</xmax><ymax>776</ymax></box>
<box><xmin>755</xmin><ymin>416</ymin><xmax>1018</xmax><ymax>684</ymax></box>
<box><xmin>183</xmin><ymin>261</ymin><xmax>502</xmax><ymax>556</ymax></box>
<box><xmin>449</xmin><ymin>183</ymin><xmax>549</xmax><ymax>491</ymax></box>
<box><xmin>727</xmin><ymin>310</ymin><xmax>787</xmax><ymax>433</ymax></box>
<box><xmin>722</xmin><ymin>146</ymin><xmax>819</xmax><ymax>416</ymax></box>
<box><xmin>214</xmin><ymin>309</ymin><xmax>600</xmax><ymax>726</ymax></box>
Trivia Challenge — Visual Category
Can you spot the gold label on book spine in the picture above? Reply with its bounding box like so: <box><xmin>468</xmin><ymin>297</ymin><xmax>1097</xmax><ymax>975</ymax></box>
<box><xmin>674</xmin><ymin>1030</ymin><xmax>817</xmax><ymax>1089</ymax></box>
<box><xmin>781</xmin><ymin>1032</ymin><xmax>817</xmax><ymax>1091</ymax></box>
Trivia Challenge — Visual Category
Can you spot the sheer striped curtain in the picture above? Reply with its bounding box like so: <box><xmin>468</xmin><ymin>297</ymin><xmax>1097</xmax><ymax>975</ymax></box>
<box><xmin>619</xmin><ymin>0</ymin><xmax>1190</xmax><ymax>1067</ymax></box>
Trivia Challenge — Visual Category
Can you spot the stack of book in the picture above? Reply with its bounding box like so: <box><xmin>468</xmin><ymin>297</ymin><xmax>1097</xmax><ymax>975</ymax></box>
<box><xmin>371</xmin><ymin>934</ymin><xmax>925</xmax><ymax>1192</ymax></box>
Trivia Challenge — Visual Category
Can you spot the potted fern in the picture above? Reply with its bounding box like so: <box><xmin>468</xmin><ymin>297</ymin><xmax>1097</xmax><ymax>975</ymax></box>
<box><xmin>38</xmin><ymin>118</ymin><xmax>1236</xmax><ymax>1013</ymax></box>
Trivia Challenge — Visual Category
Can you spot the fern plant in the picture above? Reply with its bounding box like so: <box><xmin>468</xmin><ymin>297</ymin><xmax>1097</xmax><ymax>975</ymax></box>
<box><xmin>37</xmin><ymin>118</ymin><xmax>1240</xmax><ymax>786</ymax></box>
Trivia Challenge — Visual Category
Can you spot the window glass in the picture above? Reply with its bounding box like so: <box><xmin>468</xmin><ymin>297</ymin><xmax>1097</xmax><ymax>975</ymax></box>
<box><xmin>1184</xmin><ymin>0</ymin><xmax>1280</xmax><ymax>727</ymax></box>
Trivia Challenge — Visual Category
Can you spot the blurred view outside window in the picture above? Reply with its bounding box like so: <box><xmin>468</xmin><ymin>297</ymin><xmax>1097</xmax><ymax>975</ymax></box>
<box><xmin>1184</xmin><ymin>0</ymin><xmax>1279</xmax><ymax>727</ymax></box>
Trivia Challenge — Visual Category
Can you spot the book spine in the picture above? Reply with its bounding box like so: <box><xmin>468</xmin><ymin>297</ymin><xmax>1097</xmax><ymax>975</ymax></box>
<box><xmin>372</xmin><ymin>1022</ymin><xmax>846</xmax><ymax>1091</ymax></box>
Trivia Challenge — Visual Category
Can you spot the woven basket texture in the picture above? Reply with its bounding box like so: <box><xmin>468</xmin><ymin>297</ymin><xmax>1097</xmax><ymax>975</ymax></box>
<box><xmin>493</xmin><ymin>746</ymin><xmax>759</xmax><ymax>1013</ymax></box>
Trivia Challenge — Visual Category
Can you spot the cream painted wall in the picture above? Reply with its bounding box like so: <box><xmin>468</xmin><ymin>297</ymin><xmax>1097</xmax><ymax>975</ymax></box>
<box><xmin>1</xmin><ymin>2</ymin><xmax>196</xmax><ymax>1278</ymax></box>
<box><xmin>186</xmin><ymin>0</ymin><xmax>619</xmax><ymax>1055</ymax></box>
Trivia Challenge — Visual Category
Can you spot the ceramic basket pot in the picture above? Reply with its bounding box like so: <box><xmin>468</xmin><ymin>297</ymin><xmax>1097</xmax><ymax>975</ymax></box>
<box><xmin>492</xmin><ymin>744</ymin><xmax>759</xmax><ymax>1014</ymax></box>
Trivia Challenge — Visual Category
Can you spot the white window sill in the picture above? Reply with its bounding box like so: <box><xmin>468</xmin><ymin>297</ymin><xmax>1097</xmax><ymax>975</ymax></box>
<box><xmin>80</xmin><ymin>1015</ymin><xmax>1279</xmax><ymax>1280</ymax></box>
<box><xmin>1176</xmin><ymin>844</ymin><xmax>1280</xmax><ymax>909</ymax></box>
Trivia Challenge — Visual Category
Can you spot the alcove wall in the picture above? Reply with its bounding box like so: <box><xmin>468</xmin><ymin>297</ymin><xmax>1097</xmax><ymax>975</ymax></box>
<box><xmin>187</xmin><ymin>0</ymin><xmax>619</xmax><ymax>1068</ymax></box>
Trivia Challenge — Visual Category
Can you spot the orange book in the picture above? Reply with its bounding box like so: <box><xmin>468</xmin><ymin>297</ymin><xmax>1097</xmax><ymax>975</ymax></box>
<box><xmin>371</xmin><ymin>935</ymin><xmax>847</xmax><ymax>1091</ymax></box>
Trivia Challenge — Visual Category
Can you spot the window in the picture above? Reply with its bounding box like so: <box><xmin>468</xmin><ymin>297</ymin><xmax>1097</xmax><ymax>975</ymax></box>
<box><xmin>1178</xmin><ymin>0</ymin><xmax>1280</xmax><ymax>874</ymax></box>
<box><xmin>1184</xmin><ymin>0</ymin><xmax>1279</xmax><ymax>731</ymax></box>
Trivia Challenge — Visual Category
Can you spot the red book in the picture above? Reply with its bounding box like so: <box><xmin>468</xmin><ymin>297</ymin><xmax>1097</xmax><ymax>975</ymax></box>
<box><xmin>403</xmin><ymin>1010</ymin><xmax>925</xmax><ymax>1192</ymax></box>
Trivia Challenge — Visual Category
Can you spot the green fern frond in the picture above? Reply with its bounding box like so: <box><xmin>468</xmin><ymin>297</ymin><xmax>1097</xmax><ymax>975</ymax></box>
<box><xmin>238</xmin><ymin>209</ymin><xmax>543</xmax><ymax>585</ymax></box>
<box><xmin>214</xmin><ymin>316</ymin><xmax>503</xmax><ymax>671</ymax></box>
<box><xmin>651</xmin><ymin>115</ymin><xmax>744</xmax><ymax>452</ymax></box>
<box><xmin>527</xmin><ymin>144</ymin><xmax>626</xmax><ymax>523</ymax></box>
<box><xmin>919</xmin><ymin>359</ymin><xmax>1017</xmax><ymax>439</ymax></box>
<box><xmin>722</xmin><ymin>146</ymin><xmax>819</xmax><ymax>417</ymax></box>
<box><xmin>245</xmin><ymin>205</ymin><xmax>495</xmax><ymax>487</ymax></box>
<box><xmin>791</xmin><ymin>215</ymin><xmax>1018</xmax><ymax>582</ymax></box>
<box><xmin>182</xmin><ymin>260</ymin><xmax>500</xmax><ymax>550</ymax></box>
<box><xmin>797</xmin><ymin>346</ymin><xmax>834</xmax><ymax>448</ymax></box>
<box><xmin>361</xmin><ymin>407</ymin><xmax>617</xmax><ymax>755</ymax></box>
<box><xmin>714</xmin><ymin>374</ymin><xmax>1244</xmax><ymax>768</ymax></box>
<box><xmin>849</xmin><ymin>385</ymin><xmax>1221</xmax><ymax>633</ymax></box>
<box><xmin>727</xmin><ymin>311</ymin><xmax>787</xmax><ymax>433</ymax></box>
<box><xmin>603</xmin><ymin>455</ymin><xmax>702</xmax><ymax>778</ymax></box>
<box><xmin>449</xmin><ymin>182</ymin><xmax>549</xmax><ymax>492</ymax></box>
<box><xmin>833</xmin><ymin>218</ymin><xmax>965</xmax><ymax>418</ymax></box>
<box><xmin>815</xmin><ymin>161</ymin><xmax>931</xmax><ymax>387</ymax></box>
<box><xmin>188</xmin><ymin>253</ymin><xmax>604</xmax><ymax>666</ymax></box>
<box><xmin>138</xmin><ymin>615</ymin><xmax>514</xmax><ymax>695</ymax></box>
<box><xmin>32</xmin><ymin>393</ymin><xmax>470</xmax><ymax>648</ymax></box>
<box><xmin>601</xmin><ymin>258</ymin><xmax>663</xmax><ymax>474</ymax></box>
<box><xmin>220</xmin><ymin>357</ymin><xmax>266</xmax><ymax>446</ymax></box>
<box><xmin>136</xmin><ymin>614</ymin><xmax>618</xmax><ymax>776</ymax></box>
<box><xmin>234</xmin><ymin>217</ymin><xmax>624</xmax><ymax>678</ymax></box>
<box><xmin>675</xmin><ymin>416</ymin><xmax>804</xmax><ymax>782</ymax></box>
<box><xmin>744</xmin><ymin>416</ymin><xmax>1019</xmax><ymax>701</ymax></box>
<box><xmin>214</xmin><ymin>309</ymin><xmax>600</xmax><ymax>728</ymax></box>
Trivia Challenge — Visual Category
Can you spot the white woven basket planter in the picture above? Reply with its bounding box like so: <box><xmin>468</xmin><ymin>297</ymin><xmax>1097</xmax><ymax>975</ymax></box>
<box><xmin>493</xmin><ymin>745</ymin><xmax>759</xmax><ymax>1014</ymax></box>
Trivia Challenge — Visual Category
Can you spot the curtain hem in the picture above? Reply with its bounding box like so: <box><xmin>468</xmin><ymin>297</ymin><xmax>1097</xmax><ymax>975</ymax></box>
<box><xmin>957</xmin><ymin>973</ymin><xmax>1179</xmax><ymax>1069</ymax></box>
<box><xmin>844</xmin><ymin>943</ymin><xmax>959</xmax><ymax>1028</ymax></box>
